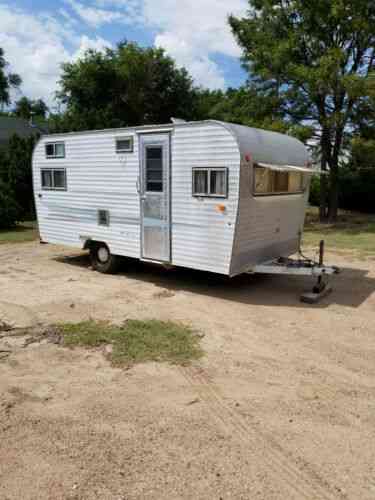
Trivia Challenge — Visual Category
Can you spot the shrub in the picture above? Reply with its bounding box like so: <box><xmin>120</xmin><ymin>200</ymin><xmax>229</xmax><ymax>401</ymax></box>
<box><xmin>0</xmin><ymin>180</ymin><xmax>20</xmax><ymax>229</ymax></box>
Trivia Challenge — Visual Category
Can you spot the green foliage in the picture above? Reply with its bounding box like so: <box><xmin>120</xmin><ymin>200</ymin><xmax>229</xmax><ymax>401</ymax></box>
<box><xmin>351</xmin><ymin>137</ymin><xmax>375</xmax><ymax>169</ymax></box>
<box><xmin>308</xmin><ymin>167</ymin><xmax>375</xmax><ymax>214</ymax></box>
<box><xmin>339</xmin><ymin>168</ymin><xmax>375</xmax><ymax>213</ymax></box>
<box><xmin>0</xmin><ymin>134</ymin><xmax>37</xmax><ymax>226</ymax></box>
<box><xmin>55</xmin><ymin>42</ymin><xmax>198</xmax><ymax>131</ymax></box>
<box><xmin>0</xmin><ymin>179</ymin><xmax>20</xmax><ymax>229</ymax></box>
<box><xmin>308</xmin><ymin>176</ymin><xmax>321</xmax><ymax>207</ymax></box>
<box><xmin>0</xmin><ymin>48</ymin><xmax>22</xmax><ymax>107</ymax></box>
<box><xmin>230</xmin><ymin>0</ymin><xmax>375</xmax><ymax>220</ymax></box>
<box><xmin>58</xmin><ymin>319</ymin><xmax>204</xmax><ymax>367</ymax></box>
<box><xmin>14</xmin><ymin>97</ymin><xmax>48</xmax><ymax>120</ymax></box>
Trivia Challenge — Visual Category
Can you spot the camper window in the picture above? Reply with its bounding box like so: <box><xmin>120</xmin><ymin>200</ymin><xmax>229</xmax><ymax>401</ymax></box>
<box><xmin>45</xmin><ymin>142</ymin><xmax>65</xmax><ymax>158</ymax></box>
<box><xmin>41</xmin><ymin>168</ymin><xmax>67</xmax><ymax>190</ymax></box>
<box><xmin>116</xmin><ymin>136</ymin><xmax>133</xmax><ymax>153</ymax></box>
<box><xmin>254</xmin><ymin>166</ymin><xmax>304</xmax><ymax>196</ymax></box>
<box><xmin>193</xmin><ymin>168</ymin><xmax>227</xmax><ymax>197</ymax></box>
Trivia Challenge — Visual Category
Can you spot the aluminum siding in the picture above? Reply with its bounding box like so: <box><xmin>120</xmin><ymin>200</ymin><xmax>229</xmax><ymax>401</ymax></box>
<box><xmin>171</xmin><ymin>123</ymin><xmax>240</xmax><ymax>274</ymax></box>
<box><xmin>33</xmin><ymin>122</ymin><xmax>241</xmax><ymax>275</ymax></box>
<box><xmin>230</xmin><ymin>162</ymin><xmax>311</xmax><ymax>275</ymax></box>
<box><xmin>33</xmin><ymin>132</ymin><xmax>141</xmax><ymax>257</ymax></box>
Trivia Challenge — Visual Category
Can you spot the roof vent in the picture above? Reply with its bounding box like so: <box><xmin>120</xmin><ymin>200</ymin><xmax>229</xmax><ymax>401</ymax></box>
<box><xmin>171</xmin><ymin>118</ymin><xmax>186</xmax><ymax>124</ymax></box>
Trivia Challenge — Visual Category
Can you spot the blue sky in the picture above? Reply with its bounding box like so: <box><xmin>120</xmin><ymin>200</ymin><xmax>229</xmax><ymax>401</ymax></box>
<box><xmin>1</xmin><ymin>0</ymin><xmax>248</xmax><ymax>107</ymax></box>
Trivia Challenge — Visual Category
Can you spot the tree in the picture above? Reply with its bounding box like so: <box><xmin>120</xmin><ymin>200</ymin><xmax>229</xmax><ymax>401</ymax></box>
<box><xmin>0</xmin><ymin>134</ymin><xmax>37</xmax><ymax>222</ymax></box>
<box><xmin>14</xmin><ymin>97</ymin><xmax>48</xmax><ymax>120</ymax></box>
<box><xmin>56</xmin><ymin>41</ymin><xmax>198</xmax><ymax>131</ymax></box>
<box><xmin>230</xmin><ymin>0</ymin><xmax>375</xmax><ymax>221</ymax></box>
<box><xmin>0</xmin><ymin>48</ymin><xmax>22</xmax><ymax>108</ymax></box>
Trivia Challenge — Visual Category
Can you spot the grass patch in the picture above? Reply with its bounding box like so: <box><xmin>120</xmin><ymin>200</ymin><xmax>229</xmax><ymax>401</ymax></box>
<box><xmin>0</xmin><ymin>221</ymin><xmax>39</xmax><ymax>244</ymax></box>
<box><xmin>57</xmin><ymin>319</ymin><xmax>204</xmax><ymax>367</ymax></box>
<box><xmin>303</xmin><ymin>208</ymin><xmax>375</xmax><ymax>255</ymax></box>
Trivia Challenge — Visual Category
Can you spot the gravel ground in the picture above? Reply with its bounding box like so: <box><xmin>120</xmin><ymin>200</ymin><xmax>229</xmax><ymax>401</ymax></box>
<box><xmin>1</xmin><ymin>242</ymin><xmax>375</xmax><ymax>500</ymax></box>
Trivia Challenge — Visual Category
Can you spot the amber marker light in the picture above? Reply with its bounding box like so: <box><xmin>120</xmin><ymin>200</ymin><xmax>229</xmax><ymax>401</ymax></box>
<box><xmin>216</xmin><ymin>204</ymin><xmax>226</xmax><ymax>213</ymax></box>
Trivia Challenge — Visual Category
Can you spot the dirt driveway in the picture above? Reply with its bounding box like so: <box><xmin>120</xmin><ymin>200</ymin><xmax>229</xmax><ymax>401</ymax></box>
<box><xmin>1</xmin><ymin>242</ymin><xmax>375</xmax><ymax>500</ymax></box>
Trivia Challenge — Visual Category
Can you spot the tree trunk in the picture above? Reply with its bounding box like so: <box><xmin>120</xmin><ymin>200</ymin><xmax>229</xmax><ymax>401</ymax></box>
<box><xmin>319</xmin><ymin>173</ymin><xmax>328</xmax><ymax>221</ymax></box>
<box><xmin>328</xmin><ymin>163</ymin><xmax>339</xmax><ymax>222</ymax></box>
<box><xmin>319</xmin><ymin>129</ymin><xmax>330</xmax><ymax>222</ymax></box>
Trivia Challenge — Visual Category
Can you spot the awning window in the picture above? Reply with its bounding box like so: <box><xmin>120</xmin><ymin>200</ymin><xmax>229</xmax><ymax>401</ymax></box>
<box><xmin>256</xmin><ymin>162</ymin><xmax>325</xmax><ymax>175</ymax></box>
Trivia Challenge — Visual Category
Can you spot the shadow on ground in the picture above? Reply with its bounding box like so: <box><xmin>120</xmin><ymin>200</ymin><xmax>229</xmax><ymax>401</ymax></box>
<box><xmin>54</xmin><ymin>252</ymin><xmax>375</xmax><ymax>309</ymax></box>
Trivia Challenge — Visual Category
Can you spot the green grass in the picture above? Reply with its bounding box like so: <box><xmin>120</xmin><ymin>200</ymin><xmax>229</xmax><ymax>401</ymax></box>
<box><xmin>57</xmin><ymin>319</ymin><xmax>204</xmax><ymax>367</ymax></box>
<box><xmin>303</xmin><ymin>208</ymin><xmax>375</xmax><ymax>254</ymax></box>
<box><xmin>0</xmin><ymin>221</ymin><xmax>39</xmax><ymax>244</ymax></box>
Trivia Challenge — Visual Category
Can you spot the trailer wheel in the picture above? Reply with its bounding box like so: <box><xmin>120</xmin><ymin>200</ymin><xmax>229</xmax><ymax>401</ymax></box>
<box><xmin>90</xmin><ymin>243</ymin><xmax>119</xmax><ymax>274</ymax></box>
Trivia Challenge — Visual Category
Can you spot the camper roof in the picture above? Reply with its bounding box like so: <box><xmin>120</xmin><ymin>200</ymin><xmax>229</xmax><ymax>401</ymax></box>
<box><xmin>41</xmin><ymin>119</ymin><xmax>310</xmax><ymax>169</ymax></box>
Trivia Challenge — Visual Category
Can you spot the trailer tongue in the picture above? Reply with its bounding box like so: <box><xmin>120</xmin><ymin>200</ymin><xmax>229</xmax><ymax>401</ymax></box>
<box><xmin>250</xmin><ymin>241</ymin><xmax>340</xmax><ymax>303</ymax></box>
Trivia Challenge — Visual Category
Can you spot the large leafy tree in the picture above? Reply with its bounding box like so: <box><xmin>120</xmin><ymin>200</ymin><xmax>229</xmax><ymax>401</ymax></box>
<box><xmin>56</xmin><ymin>41</ymin><xmax>198</xmax><ymax>131</ymax></box>
<box><xmin>230</xmin><ymin>0</ymin><xmax>375</xmax><ymax>221</ymax></box>
<box><xmin>0</xmin><ymin>48</ymin><xmax>22</xmax><ymax>108</ymax></box>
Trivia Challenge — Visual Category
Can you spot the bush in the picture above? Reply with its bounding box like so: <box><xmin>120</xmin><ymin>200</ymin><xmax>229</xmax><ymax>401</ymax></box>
<box><xmin>0</xmin><ymin>180</ymin><xmax>20</xmax><ymax>229</ymax></box>
<box><xmin>308</xmin><ymin>169</ymin><xmax>375</xmax><ymax>214</ymax></box>
<box><xmin>0</xmin><ymin>133</ymin><xmax>37</xmax><ymax>227</ymax></box>
<box><xmin>339</xmin><ymin>168</ymin><xmax>375</xmax><ymax>213</ymax></box>
<box><xmin>309</xmin><ymin>175</ymin><xmax>321</xmax><ymax>207</ymax></box>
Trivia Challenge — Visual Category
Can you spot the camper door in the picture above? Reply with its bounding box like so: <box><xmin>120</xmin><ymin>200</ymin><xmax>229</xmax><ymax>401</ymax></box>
<box><xmin>139</xmin><ymin>133</ymin><xmax>171</xmax><ymax>262</ymax></box>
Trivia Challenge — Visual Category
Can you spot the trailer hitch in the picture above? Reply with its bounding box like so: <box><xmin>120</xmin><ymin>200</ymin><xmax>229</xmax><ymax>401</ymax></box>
<box><xmin>251</xmin><ymin>240</ymin><xmax>340</xmax><ymax>304</ymax></box>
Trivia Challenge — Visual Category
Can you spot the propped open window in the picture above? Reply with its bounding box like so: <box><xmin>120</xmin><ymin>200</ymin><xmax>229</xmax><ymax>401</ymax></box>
<box><xmin>253</xmin><ymin>164</ymin><xmax>310</xmax><ymax>196</ymax></box>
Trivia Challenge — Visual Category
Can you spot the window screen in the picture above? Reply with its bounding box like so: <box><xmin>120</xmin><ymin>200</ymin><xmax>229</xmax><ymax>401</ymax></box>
<box><xmin>145</xmin><ymin>146</ymin><xmax>163</xmax><ymax>192</ymax></box>
<box><xmin>193</xmin><ymin>170</ymin><xmax>208</xmax><ymax>195</ymax></box>
<box><xmin>41</xmin><ymin>170</ymin><xmax>53</xmax><ymax>189</ymax></box>
<box><xmin>45</xmin><ymin>142</ymin><xmax>65</xmax><ymax>158</ymax></box>
<box><xmin>116</xmin><ymin>136</ymin><xmax>133</xmax><ymax>153</ymax></box>
<box><xmin>41</xmin><ymin>169</ymin><xmax>67</xmax><ymax>190</ymax></box>
<box><xmin>253</xmin><ymin>166</ymin><xmax>305</xmax><ymax>196</ymax></box>
<box><xmin>53</xmin><ymin>170</ymin><xmax>66</xmax><ymax>189</ymax></box>
<box><xmin>192</xmin><ymin>168</ymin><xmax>228</xmax><ymax>197</ymax></box>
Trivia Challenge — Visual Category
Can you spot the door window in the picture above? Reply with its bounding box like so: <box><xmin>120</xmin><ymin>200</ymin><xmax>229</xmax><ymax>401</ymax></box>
<box><xmin>146</xmin><ymin>146</ymin><xmax>163</xmax><ymax>192</ymax></box>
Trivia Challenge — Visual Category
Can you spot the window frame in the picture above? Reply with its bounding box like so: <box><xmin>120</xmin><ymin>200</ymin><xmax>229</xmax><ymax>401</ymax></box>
<box><xmin>41</xmin><ymin>168</ymin><xmax>67</xmax><ymax>191</ymax></box>
<box><xmin>252</xmin><ymin>164</ymin><xmax>305</xmax><ymax>197</ymax></box>
<box><xmin>115</xmin><ymin>136</ymin><xmax>134</xmax><ymax>153</ymax></box>
<box><xmin>45</xmin><ymin>142</ymin><xmax>65</xmax><ymax>159</ymax></box>
<box><xmin>192</xmin><ymin>167</ymin><xmax>228</xmax><ymax>198</ymax></box>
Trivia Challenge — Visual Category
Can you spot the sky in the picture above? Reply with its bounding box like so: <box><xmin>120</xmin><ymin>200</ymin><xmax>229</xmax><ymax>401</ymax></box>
<box><xmin>0</xmin><ymin>0</ymin><xmax>248</xmax><ymax>109</ymax></box>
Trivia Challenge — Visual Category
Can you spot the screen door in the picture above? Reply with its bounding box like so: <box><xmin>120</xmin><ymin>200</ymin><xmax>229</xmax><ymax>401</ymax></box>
<box><xmin>139</xmin><ymin>133</ymin><xmax>171</xmax><ymax>262</ymax></box>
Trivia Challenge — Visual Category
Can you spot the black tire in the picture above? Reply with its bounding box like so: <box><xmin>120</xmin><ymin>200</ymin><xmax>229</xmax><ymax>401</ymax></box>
<box><xmin>90</xmin><ymin>243</ymin><xmax>119</xmax><ymax>274</ymax></box>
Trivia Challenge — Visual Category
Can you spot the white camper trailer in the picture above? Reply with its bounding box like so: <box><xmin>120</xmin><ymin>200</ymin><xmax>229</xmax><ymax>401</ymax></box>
<box><xmin>32</xmin><ymin>120</ymin><xmax>338</xmax><ymax>299</ymax></box>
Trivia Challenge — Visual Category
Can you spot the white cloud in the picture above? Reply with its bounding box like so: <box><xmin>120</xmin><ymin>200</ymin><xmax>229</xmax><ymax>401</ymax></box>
<box><xmin>0</xmin><ymin>0</ymin><xmax>246</xmax><ymax>108</ymax></box>
<box><xmin>72</xmin><ymin>35</ymin><xmax>112</xmax><ymax>61</ymax></box>
<box><xmin>94</xmin><ymin>0</ymin><xmax>143</xmax><ymax>22</ymax></box>
<box><xmin>65</xmin><ymin>0</ymin><xmax>126</xmax><ymax>28</ymax></box>
<box><xmin>142</xmin><ymin>0</ymin><xmax>247</xmax><ymax>89</ymax></box>
<box><xmin>0</xmin><ymin>3</ymin><xmax>112</xmax><ymax>107</ymax></box>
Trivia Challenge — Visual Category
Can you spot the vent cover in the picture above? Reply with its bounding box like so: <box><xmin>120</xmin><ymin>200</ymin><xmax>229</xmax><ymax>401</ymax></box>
<box><xmin>98</xmin><ymin>210</ymin><xmax>110</xmax><ymax>226</ymax></box>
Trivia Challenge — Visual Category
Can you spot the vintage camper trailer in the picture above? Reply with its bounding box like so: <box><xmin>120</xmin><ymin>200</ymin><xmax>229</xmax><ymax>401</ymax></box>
<box><xmin>32</xmin><ymin>120</ymin><xmax>337</xmax><ymax>298</ymax></box>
